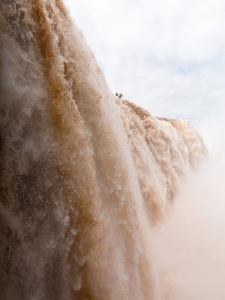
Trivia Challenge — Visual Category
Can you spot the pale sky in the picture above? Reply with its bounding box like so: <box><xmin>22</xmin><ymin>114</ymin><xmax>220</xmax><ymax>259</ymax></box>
<box><xmin>64</xmin><ymin>0</ymin><xmax>225</xmax><ymax>155</ymax></box>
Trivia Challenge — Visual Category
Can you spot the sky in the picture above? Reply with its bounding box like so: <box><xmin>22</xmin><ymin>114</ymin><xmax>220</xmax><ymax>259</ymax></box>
<box><xmin>64</xmin><ymin>0</ymin><xmax>225</xmax><ymax>155</ymax></box>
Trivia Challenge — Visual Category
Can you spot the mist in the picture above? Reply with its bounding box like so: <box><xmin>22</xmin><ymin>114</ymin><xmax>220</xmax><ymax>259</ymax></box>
<box><xmin>153</xmin><ymin>147</ymin><xmax>225</xmax><ymax>299</ymax></box>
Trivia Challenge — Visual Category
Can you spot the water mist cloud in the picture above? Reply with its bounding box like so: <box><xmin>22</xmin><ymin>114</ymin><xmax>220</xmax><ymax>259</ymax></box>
<box><xmin>154</xmin><ymin>158</ymin><xmax>225</xmax><ymax>300</ymax></box>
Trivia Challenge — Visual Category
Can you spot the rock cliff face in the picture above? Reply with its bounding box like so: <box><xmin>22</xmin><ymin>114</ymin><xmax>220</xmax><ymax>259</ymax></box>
<box><xmin>0</xmin><ymin>1</ymin><xmax>206</xmax><ymax>299</ymax></box>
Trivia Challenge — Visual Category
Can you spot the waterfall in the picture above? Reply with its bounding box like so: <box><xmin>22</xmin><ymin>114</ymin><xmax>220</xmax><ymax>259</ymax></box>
<box><xmin>0</xmin><ymin>1</ymin><xmax>206</xmax><ymax>299</ymax></box>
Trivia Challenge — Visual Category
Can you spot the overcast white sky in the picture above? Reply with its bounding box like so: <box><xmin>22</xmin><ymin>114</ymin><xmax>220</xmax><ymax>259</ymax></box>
<box><xmin>64</xmin><ymin>0</ymin><xmax>225</xmax><ymax>154</ymax></box>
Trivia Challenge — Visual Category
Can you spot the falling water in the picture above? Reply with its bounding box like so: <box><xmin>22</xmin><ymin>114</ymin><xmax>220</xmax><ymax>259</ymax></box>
<box><xmin>0</xmin><ymin>1</ymin><xmax>206</xmax><ymax>299</ymax></box>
